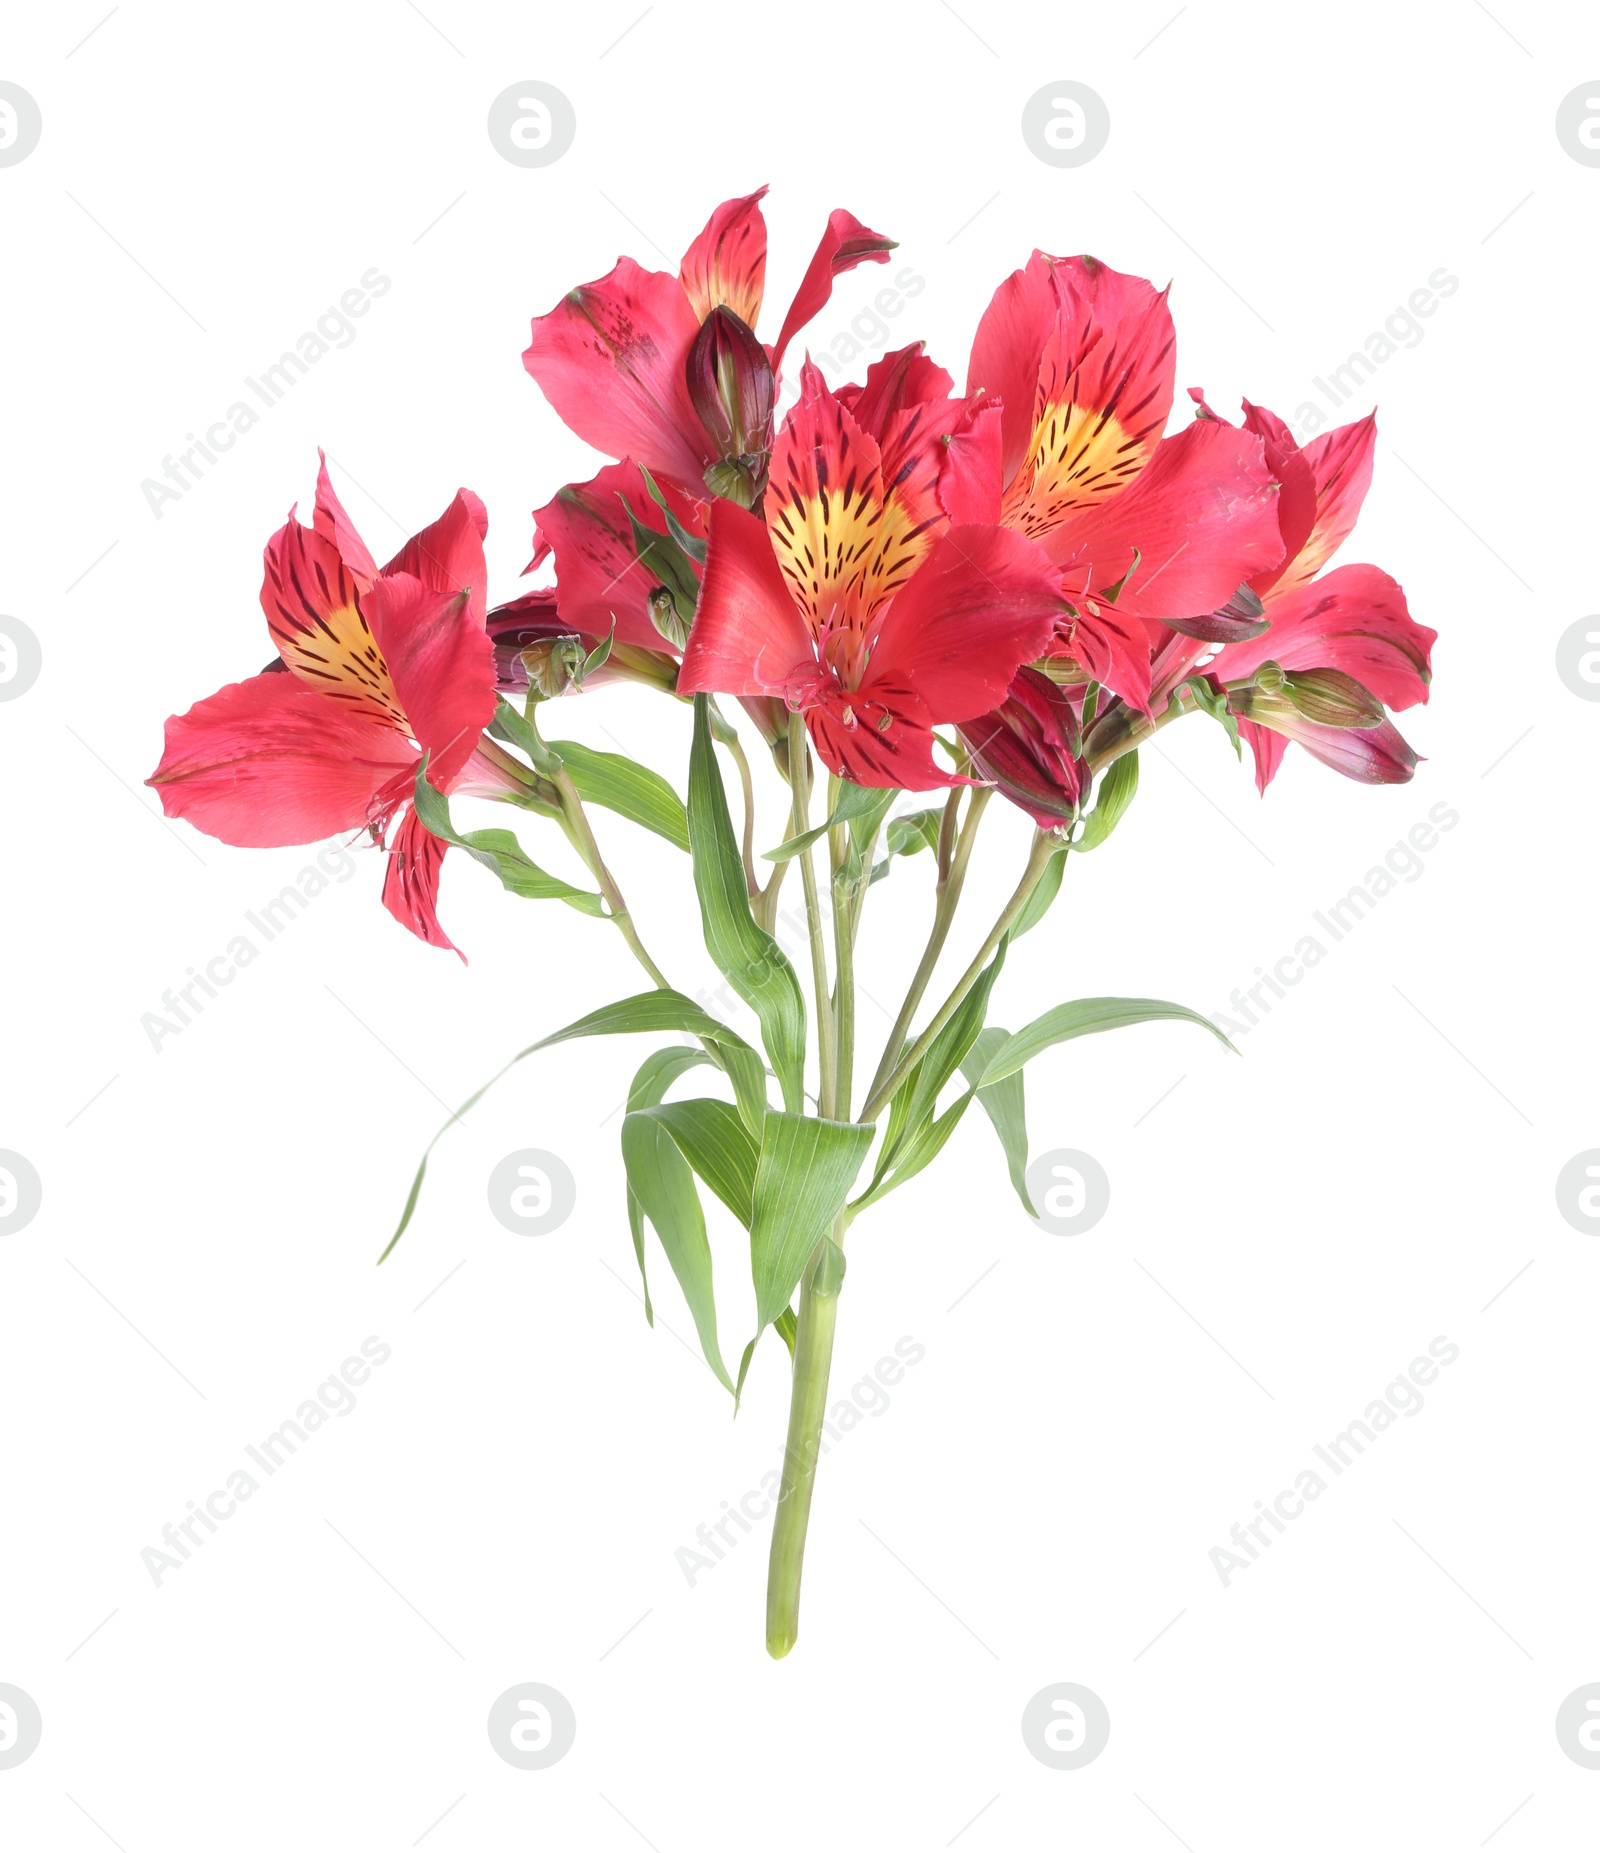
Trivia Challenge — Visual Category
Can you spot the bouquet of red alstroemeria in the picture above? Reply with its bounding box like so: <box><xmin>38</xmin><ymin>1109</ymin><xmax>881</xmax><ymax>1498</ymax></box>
<box><xmin>150</xmin><ymin>189</ymin><xmax>1435</xmax><ymax>1657</ymax></box>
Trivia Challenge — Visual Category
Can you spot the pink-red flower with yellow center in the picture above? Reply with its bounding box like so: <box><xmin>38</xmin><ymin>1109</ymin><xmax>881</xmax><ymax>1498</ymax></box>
<box><xmin>522</xmin><ymin>187</ymin><xmax>894</xmax><ymax>506</ymax></box>
<box><xmin>148</xmin><ymin>458</ymin><xmax>510</xmax><ymax>954</ymax></box>
<box><xmin>677</xmin><ymin>363</ymin><xmax>1065</xmax><ymax>789</ymax></box>
<box><xmin>945</xmin><ymin>252</ymin><xmax>1286</xmax><ymax>711</ymax></box>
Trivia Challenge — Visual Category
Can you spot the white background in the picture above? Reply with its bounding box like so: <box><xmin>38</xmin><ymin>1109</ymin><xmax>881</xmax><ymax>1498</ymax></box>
<box><xmin>2</xmin><ymin>2</ymin><xmax>1596</xmax><ymax>1846</ymax></box>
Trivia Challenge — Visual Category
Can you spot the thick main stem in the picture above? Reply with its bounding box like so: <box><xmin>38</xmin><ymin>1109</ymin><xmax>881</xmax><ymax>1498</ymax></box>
<box><xmin>765</xmin><ymin>1219</ymin><xmax>845</xmax><ymax>1659</ymax></box>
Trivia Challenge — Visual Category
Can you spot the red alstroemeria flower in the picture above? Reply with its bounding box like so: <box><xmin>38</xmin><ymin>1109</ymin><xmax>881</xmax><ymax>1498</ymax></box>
<box><xmin>148</xmin><ymin>458</ymin><xmax>509</xmax><ymax>954</ymax></box>
<box><xmin>522</xmin><ymin>187</ymin><xmax>894</xmax><ymax>505</ymax></box>
<box><xmin>1187</xmin><ymin>397</ymin><xmax>1437</xmax><ymax>790</ymax></box>
<box><xmin>677</xmin><ymin>363</ymin><xmax>1065</xmax><ymax>789</ymax></box>
<box><xmin>947</xmin><ymin>252</ymin><xmax>1285</xmax><ymax>711</ymax></box>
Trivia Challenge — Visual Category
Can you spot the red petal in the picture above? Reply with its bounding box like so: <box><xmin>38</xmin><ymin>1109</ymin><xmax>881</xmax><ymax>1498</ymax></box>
<box><xmin>679</xmin><ymin>188</ymin><xmax>769</xmax><ymax>328</ymax></box>
<box><xmin>1212</xmin><ymin>563</ymin><xmax>1435</xmax><ymax>711</ymax></box>
<box><xmin>966</xmin><ymin>253</ymin><xmax>1062</xmax><ymax>486</ymax></box>
<box><xmin>260</xmin><ymin>512</ymin><xmax>407</xmax><ymax>733</ymax></box>
<box><xmin>995</xmin><ymin>256</ymin><xmax>1176</xmax><ymax>539</ymax></box>
<box><xmin>148</xmin><ymin>672</ymin><xmax>415</xmax><ymax>847</ymax></box>
<box><xmin>1280</xmin><ymin>412</ymin><xmax>1377</xmax><ymax>590</ymax></box>
<box><xmin>840</xmin><ymin>341</ymin><xmax>954</xmax><ymax>441</ymax></box>
<box><xmin>771</xmin><ymin>209</ymin><xmax>895</xmax><ymax>368</ymax></box>
<box><xmin>532</xmin><ymin>460</ymin><xmax>704</xmax><ymax>653</ymax></box>
<box><xmin>364</xmin><ymin>572</ymin><xmax>497</xmax><ymax>789</ymax></box>
<box><xmin>677</xmin><ymin>499</ymin><xmax>813</xmax><ymax>696</ymax></box>
<box><xmin>382</xmin><ymin>806</ymin><xmax>459</xmax><ymax>955</ymax></box>
<box><xmin>765</xmin><ymin>363</ymin><xmax>943</xmax><ymax>642</ymax></box>
<box><xmin>1046</xmin><ymin>419</ymin><xmax>1283</xmax><ymax>622</ymax></box>
<box><xmin>313</xmin><ymin>452</ymin><xmax>379</xmax><ymax>588</ymax></box>
<box><xmin>866</xmin><ymin>525</ymin><xmax>1063</xmax><ymax>721</ymax></box>
<box><xmin>1239</xmin><ymin>719</ymin><xmax>1290</xmax><ymax>794</ymax></box>
<box><xmin>805</xmin><ymin>697</ymin><xmax>957</xmax><ymax>791</ymax></box>
<box><xmin>1049</xmin><ymin>594</ymin><xmax>1153</xmax><ymax>713</ymax></box>
<box><xmin>382</xmin><ymin>489</ymin><xmax>490</xmax><ymax>628</ymax></box>
<box><xmin>523</xmin><ymin>257</ymin><xmax>708</xmax><ymax>488</ymax></box>
<box><xmin>937</xmin><ymin>396</ymin><xmax>1006</xmax><ymax>525</ymax></box>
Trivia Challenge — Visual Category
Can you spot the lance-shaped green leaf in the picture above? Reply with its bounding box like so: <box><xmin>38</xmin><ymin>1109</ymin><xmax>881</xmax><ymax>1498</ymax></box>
<box><xmin>545</xmin><ymin>737</ymin><xmax>689</xmax><ymax>851</ymax></box>
<box><xmin>625</xmin><ymin>501</ymin><xmax>701</xmax><ymax>624</ymax></box>
<box><xmin>761</xmin><ymin>778</ymin><xmax>894</xmax><ymax>862</ymax></box>
<box><xmin>638</xmin><ymin>464</ymin><xmax>708</xmax><ymax>564</ymax></box>
<box><xmin>630</xmin><ymin>1098</ymin><xmax>758</xmax><ymax>1226</ymax></box>
<box><xmin>1074</xmin><ymin>749</ymin><xmax>1138</xmax><ymax>853</ymax></box>
<box><xmin>412</xmin><ymin>763</ymin><xmax>605</xmax><ymax>913</ymax></box>
<box><xmin>383</xmin><ymin>990</ymin><xmax>769</xmax><ymax>1260</ymax></box>
<box><xmin>621</xmin><ymin>1113</ymin><xmax>733</xmax><ymax>1394</ymax></box>
<box><xmin>623</xmin><ymin>1047</ymin><xmax>715</xmax><ymax>1322</ymax></box>
<box><xmin>979</xmin><ymin>996</ymin><xmax>1236</xmax><ymax>1087</ymax></box>
<box><xmin>748</xmin><ymin>1111</ymin><xmax>874</xmax><ymax>1333</ymax></box>
<box><xmin>960</xmin><ymin>1026</ymin><xmax>1034</xmax><ymax>1214</ymax></box>
<box><xmin>851</xmin><ymin>1088</ymin><xmax>976</xmax><ymax>1213</ymax></box>
<box><xmin>687</xmin><ymin>696</ymin><xmax>807</xmax><ymax>1110</ymax></box>
<box><xmin>883</xmin><ymin>939</ymin><xmax>1009</xmax><ymax>1161</ymax></box>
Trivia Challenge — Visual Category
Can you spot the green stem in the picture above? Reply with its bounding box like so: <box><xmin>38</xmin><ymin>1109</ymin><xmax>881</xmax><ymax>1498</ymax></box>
<box><xmin>547</xmin><ymin>749</ymin><xmax>672</xmax><ymax>992</ymax></box>
<box><xmin>787</xmin><ymin>711</ymin><xmax>836</xmax><ymax>1118</ymax></box>
<box><xmin>830</xmin><ymin>806</ymin><xmax>856</xmax><ymax>1120</ymax></box>
<box><xmin>765</xmin><ymin>1216</ymin><xmax>846</xmax><ymax>1658</ymax></box>
<box><xmin>723</xmin><ymin>725</ymin><xmax>760</xmax><ymax>901</ymax></box>
<box><xmin>858</xmin><ymin>827</ymin><xmax>1056</xmax><ymax>1124</ymax></box>
<box><xmin>862</xmin><ymin>787</ymin><xmax>990</xmax><ymax>1110</ymax></box>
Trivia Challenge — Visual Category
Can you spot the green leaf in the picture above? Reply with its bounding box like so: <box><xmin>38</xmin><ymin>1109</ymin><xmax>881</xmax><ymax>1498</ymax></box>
<box><xmin>623</xmin><ymin>1047</ymin><xmax>715</xmax><ymax>1323</ymax></box>
<box><xmin>624</xmin><ymin>500</ymin><xmax>700</xmax><ymax>621</ymax></box>
<box><xmin>774</xmin><ymin>1304</ymin><xmax>798</xmax><ymax>1356</ymax></box>
<box><xmin>1013</xmin><ymin>845</ymin><xmax>1067</xmax><ymax>938</ymax></box>
<box><xmin>1178</xmin><ymin>675</ymin><xmax>1243</xmax><ymax>759</ymax></box>
<box><xmin>545</xmin><ymin>737</ymin><xmax>689</xmax><ymax>851</ymax></box>
<box><xmin>382</xmin><ymin>990</ymin><xmax>769</xmax><ymax>1261</ymax></box>
<box><xmin>621</xmin><ymin>1113</ymin><xmax>734</xmax><ymax>1393</ymax></box>
<box><xmin>631</xmin><ymin>1098</ymin><xmax>758</xmax><ymax>1226</ymax></box>
<box><xmin>492</xmin><ymin>696</ymin><xmax>559</xmax><ymax>775</ymax></box>
<box><xmin>1074</xmin><ymin>749</ymin><xmax>1138</xmax><ymax>853</ymax></box>
<box><xmin>582</xmin><ymin>624</ymin><xmax>615</xmax><ymax>679</ymax></box>
<box><xmin>687</xmin><ymin>696</ymin><xmax>808</xmax><ymax>1111</ymax></box>
<box><xmin>411</xmin><ymin>763</ymin><xmax>605</xmax><ymax>913</ymax></box>
<box><xmin>761</xmin><ymin>778</ymin><xmax>893</xmax><ymax>862</ymax></box>
<box><xmin>748</xmin><ymin>1112</ymin><xmax>874</xmax><ymax>1332</ymax></box>
<box><xmin>979</xmin><ymin>996</ymin><xmax>1236</xmax><ymax>1087</ymax></box>
<box><xmin>887</xmin><ymin>807</ymin><xmax>943</xmax><ymax>857</ymax></box>
<box><xmin>851</xmin><ymin>1089</ymin><xmax>975</xmax><ymax>1212</ymax></box>
<box><xmin>961</xmin><ymin>1026</ymin><xmax>1033</xmax><ymax>1214</ymax></box>
<box><xmin>638</xmin><ymin>464</ymin><xmax>708</xmax><ymax>564</ymax></box>
<box><xmin>895</xmin><ymin>939</ymin><xmax>1009</xmax><ymax>1140</ymax></box>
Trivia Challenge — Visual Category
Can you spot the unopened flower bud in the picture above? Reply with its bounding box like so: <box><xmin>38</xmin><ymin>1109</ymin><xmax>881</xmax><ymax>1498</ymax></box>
<box><xmin>1232</xmin><ymin>661</ymin><xmax>1386</xmax><ymax>730</ymax></box>
<box><xmin>520</xmin><ymin>633</ymin><xmax>586</xmax><ymax>700</ymax></box>
<box><xmin>686</xmin><ymin>305</ymin><xmax>775</xmax><ymax>503</ymax></box>
<box><xmin>647</xmin><ymin>585</ymin><xmax>691</xmax><ymax>651</ymax></box>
